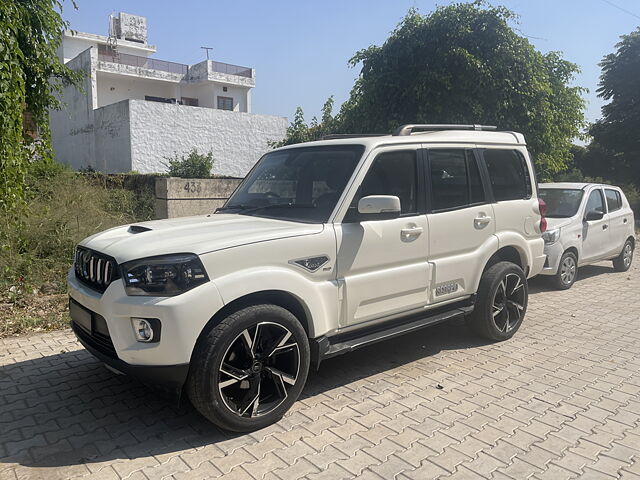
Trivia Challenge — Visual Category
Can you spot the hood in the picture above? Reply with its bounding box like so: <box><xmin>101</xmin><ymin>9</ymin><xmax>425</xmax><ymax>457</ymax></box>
<box><xmin>545</xmin><ymin>217</ymin><xmax>575</xmax><ymax>230</ymax></box>
<box><xmin>80</xmin><ymin>214</ymin><xmax>324</xmax><ymax>263</ymax></box>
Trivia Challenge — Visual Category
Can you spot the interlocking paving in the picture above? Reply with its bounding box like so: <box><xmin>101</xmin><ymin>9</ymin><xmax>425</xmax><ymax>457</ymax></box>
<box><xmin>1</xmin><ymin>259</ymin><xmax>639</xmax><ymax>479</ymax></box>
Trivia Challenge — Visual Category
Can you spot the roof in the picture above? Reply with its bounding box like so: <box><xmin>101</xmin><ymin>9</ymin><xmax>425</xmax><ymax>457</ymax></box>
<box><xmin>276</xmin><ymin>129</ymin><xmax>526</xmax><ymax>152</ymax></box>
<box><xmin>539</xmin><ymin>182</ymin><xmax>620</xmax><ymax>190</ymax></box>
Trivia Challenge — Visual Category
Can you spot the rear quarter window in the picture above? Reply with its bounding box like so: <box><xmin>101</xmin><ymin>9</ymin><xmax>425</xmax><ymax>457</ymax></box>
<box><xmin>483</xmin><ymin>149</ymin><xmax>532</xmax><ymax>202</ymax></box>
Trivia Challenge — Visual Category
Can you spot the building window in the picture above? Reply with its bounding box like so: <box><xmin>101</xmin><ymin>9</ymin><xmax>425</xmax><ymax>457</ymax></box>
<box><xmin>217</xmin><ymin>96</ymin><xmax>234</xmax><ymax>111</ymax></box>
<box><xmin>145</xmin><ymin>95</ymin><xmax>176</xmax><ymax>104</ymax></box>
<box><xmin>180</xmin><ymin>97</ymin><xmax>199</xmax><ymax>107</ymax></box>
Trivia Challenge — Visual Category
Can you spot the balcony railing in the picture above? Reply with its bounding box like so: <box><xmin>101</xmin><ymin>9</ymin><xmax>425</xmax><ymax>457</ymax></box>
<box><xmin>210</xmin><ymin>61</ymin><xmax>252</xmax><ymax>78</ymax></box>
<box><xmin>98</xmin><ymin>52</ymin><xmax>189</xmax><ymax>75</ymax></box>
<box><xmin>98</xmin><ymin>51</ymin><xmax>253</xmax><ymax>79</ymax></box>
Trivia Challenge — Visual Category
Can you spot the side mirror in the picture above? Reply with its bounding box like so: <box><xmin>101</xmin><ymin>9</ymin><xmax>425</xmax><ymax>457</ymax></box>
<box><xmin>356</xmin><ymin>195</ymin><xmax>401</xmax><ymax>221</ymax></box>
<box><xmin>585</xmin><ymin>209</ymin><xmax>604</xmax><ymax>221</ymax></box>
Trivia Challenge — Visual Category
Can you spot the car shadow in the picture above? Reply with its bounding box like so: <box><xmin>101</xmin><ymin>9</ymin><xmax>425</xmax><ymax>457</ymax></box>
<box><xmin>528</xmin><ymin>263</ymin><xmax>614</xmax><ymax>294</ymax></box>
<box><xmin>0</xmin><ymin>318</ymin><xmax>490</xmax><ymax>470</ymax></box>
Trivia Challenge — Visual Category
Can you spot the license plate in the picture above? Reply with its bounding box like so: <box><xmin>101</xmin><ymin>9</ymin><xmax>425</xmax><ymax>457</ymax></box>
<box><xmin>70</xmin><ymin>300</ymin><xmax>92</xmax><ymax>333</ymax></box>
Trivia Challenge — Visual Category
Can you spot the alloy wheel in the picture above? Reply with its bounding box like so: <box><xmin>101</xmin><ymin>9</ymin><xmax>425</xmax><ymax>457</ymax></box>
<box><xmin>218</xmin><ymin>322</ymin><xmax>300</xmax><ymax>418</ymax></box>
<box><xmin>492</xmin><ymin>273</ymin><xmax>525</xmax><ymax>333</ymax></box>
<box><xmin>623</xmin><ymin>243</ymin><xmax>633</xmax><ymax>268</ymax></box>
<box><xmin>560</xmin><ymin>256</ymin><xmax>577</xmax><ymax>285</ymax></box>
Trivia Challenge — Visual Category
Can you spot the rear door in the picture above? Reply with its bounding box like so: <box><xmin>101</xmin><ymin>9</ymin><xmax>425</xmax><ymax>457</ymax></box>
<box><xmin>604</xmin><ymin>188</ymin><xmax>630</xmax><ymax>256</ymax></box>
<box><xmin>425</xmin><ymin>147</ymin><xmax>495</xmax><ymax>303</ymax></box>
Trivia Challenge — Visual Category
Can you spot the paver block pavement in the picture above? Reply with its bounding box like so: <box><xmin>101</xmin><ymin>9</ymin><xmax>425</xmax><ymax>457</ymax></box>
<box><xmin>1</xmin><ymin>260</ymin><xmax>640</xmax><ymax>478</ymax></box>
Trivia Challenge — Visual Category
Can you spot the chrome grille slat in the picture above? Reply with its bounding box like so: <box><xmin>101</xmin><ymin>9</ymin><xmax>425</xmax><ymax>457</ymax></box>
<box><xmin>74</xmin><ymin>247</ymin><xmax>119</xmax><ymax>293</ymax></box>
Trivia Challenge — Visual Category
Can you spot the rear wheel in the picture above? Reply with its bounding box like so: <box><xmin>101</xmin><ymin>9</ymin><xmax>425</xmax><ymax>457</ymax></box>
<box><xmin>188</xmin><ymin>304</ymin><xmax>310</xmax><ymax>432</ymax></box>
<box><xmin>467</xmin><ymin>261</ymin><xmax>528</xmax><ymax>341</ymax></box>
<box><xmin>613</xmin><ymin>239</ymin><xmax>634</xmax><ymax>272</ymax></box>
<box><xmin>550</xmin><ymin>251</ymin><xmax>578</xmax><ymax>290</ymax></box>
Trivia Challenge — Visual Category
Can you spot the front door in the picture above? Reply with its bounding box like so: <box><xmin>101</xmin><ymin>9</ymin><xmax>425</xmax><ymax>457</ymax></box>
<box><xmin>334</xmin><ymin>148</ymin><xmax>430</xmax><ymax>327</ymax></box>
<box><xmin>581</xmin><ymin>188</ymin><xmax>611</xmax><ymax>263</ymax></box>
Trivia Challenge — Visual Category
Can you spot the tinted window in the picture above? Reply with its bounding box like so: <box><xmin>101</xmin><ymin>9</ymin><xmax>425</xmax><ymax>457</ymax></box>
<box><xmin>483</xmin><ymin>149</ymin><xmax>531</xmax><ymax>201</ymax></box>
<box><xmin>605</xmin><ymin>189</ymin><xmax>621</xmax><ymax>212</ymax></box>
<box><xmin>429</xmin><ymin>150</ymin><xmax>484</xmax><ymax>211</ymax></box>
<box><xmin>356</xmin><ymin>150</ymin><xmax>417</xmax><ymax>214</ymax></box>
<box><xmin>585</xmin><ymin>189</ymin><xmax>605</xmax><ymax>215</ymax></box>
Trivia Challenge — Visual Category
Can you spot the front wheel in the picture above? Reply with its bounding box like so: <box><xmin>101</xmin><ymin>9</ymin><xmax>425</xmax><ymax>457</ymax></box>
<box><xmin>188</xmin><ymin>304</ymin><xmax>310</xmax><ymax>432</ymax></box>
<box><xmin>550</xmin><ymin>251</ymin><xmax>578</xmax><ymax>290</ymax></box>
<box><xmin>613</xmin><ymin>239</ymin><xmax>634</xmax><ymax>272</ymax></box>
<box><xmin>467</xmin><ymin>261</ymin><xmax>528</xmax><ymax>341</ymax></box>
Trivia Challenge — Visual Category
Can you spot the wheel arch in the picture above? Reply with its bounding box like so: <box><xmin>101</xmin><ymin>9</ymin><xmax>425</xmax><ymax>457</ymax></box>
<box><xmin>482</xmin><ymin>245</ymin><xmax>526</xmax><ymax>274</ymax></box>
<box><xmin>190</xmin><ymin>289</ymin><xmax>314</xmax><ymax>364</ymax></box>
<box><xmin>564</xmin><ymin>246</ymin><xmax>579</xmax><ymax>262</ymax></box>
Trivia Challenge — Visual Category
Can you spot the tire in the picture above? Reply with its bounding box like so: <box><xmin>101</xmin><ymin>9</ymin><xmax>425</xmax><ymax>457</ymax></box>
<box><xmin>550</xmin><ymin>251</ymin><xmax>578</xmax><ymax>290</ymax></box>
<box><xmin>467</xmin><ymin>261</ymin><xmax>528</xmax><ymax>341</ymax></box>
<box><xmin>613</xmin><ymin>239</ymin><xmax>634</xmax><ymax>272</ymax></box>
<box><xmin>187</xmin><ymin>304</ymin><xmax>310</xmax><ymax>432</ymax></box>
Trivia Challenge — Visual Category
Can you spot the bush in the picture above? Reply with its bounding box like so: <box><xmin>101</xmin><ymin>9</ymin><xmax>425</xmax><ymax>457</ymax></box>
<box><xmin>163</xmin><ymin>149</ymin><xmax>214</xmax><ymax>178</ymax></box>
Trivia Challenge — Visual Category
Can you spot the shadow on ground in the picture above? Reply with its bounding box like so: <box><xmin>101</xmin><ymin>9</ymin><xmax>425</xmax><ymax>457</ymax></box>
<box><xmin>0</xmin><ymin>313</ymin><xmax>495</xmax><ymax>470</ymax></box>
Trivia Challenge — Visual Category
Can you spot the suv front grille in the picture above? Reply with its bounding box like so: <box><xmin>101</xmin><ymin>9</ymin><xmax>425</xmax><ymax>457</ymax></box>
<box><xmin>74</xmin><ymin>247</ymin><xmax>119</xmax><ymax>293</ymax></box>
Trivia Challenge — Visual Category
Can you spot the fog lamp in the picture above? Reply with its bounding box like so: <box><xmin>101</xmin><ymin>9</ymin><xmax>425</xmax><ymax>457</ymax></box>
<box><xmin>131</xmin><ymin>318</ymin><xmax>160</xmax><ymax>343</ymax></box>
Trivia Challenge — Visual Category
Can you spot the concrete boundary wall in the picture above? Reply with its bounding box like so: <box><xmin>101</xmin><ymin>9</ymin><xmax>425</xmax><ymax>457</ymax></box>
<box><xmin>155</xmin><ymin>177</ymin><xmax>242</xmax><ymax>218</ymax></box>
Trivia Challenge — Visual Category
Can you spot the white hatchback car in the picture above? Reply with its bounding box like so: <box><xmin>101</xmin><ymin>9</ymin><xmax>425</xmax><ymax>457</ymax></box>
<box><xmin>538</xmin><ymin>182</ymin><xmax>635</xmax><ymax>289</ymax></box>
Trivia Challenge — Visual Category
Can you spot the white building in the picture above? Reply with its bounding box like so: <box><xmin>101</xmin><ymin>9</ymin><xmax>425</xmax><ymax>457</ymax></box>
<box><xmin>51</xmin><ymin>12</ymin><xmax>287</xmax><ymax>176</ymax></box>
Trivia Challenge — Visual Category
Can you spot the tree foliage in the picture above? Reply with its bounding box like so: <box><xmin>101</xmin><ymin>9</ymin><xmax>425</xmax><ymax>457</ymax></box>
<box><xmin>589</xmin><ymin>27</ymin><xmax>640</xmax><ymax>187</ymax></box>
<box><xmin>0</xmin><ymin>0</ymin><xmax>82</xmax><ymax>211</ymax></box>
<box><xmin>270</xmin><ymin>96</ymin><xmax>337</xmax><ymax>148</ymax></box>
<box><xmin>276</xmin><ymin>2</ymin><xmax>586</xmax><ymax>179</ymax></box>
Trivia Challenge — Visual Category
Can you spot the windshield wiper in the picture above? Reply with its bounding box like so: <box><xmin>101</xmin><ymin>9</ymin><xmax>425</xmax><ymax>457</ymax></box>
<box><xmin>238</xmin><ymin>203</ymin><xmax>316</xmax><ymax>215</ymax></box>
<box><xmin>215</xmin><ymin>204</ymin><xmax>254</xmax><ymax>212</ymax></box>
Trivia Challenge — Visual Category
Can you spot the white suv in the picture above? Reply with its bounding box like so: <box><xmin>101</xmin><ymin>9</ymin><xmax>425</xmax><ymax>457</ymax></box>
<box><xmin>538</xmin><ymin>182</ymin><xmax>635</xmax><ymax>289</ymax></box>
<box><xmin>68</xmin><ymin>124</ymin><xmax>546</xmax><ymax>431</ymax></box>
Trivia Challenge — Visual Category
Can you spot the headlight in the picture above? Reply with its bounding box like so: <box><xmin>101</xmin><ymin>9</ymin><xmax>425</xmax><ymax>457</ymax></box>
<box><xmin>121</xmin><ymin>253</ymin><xmax>209</xmax><ymax>296</ymax></box>
<box><xmin>542</xmin><ymin>228</ymin><xmax>560</xmax><ymax>245</ymax></box>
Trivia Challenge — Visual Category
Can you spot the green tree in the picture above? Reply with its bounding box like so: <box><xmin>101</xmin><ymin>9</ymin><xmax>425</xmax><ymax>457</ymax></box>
<box><xmin>270</xmin><ymin>96</ymin><xmax>337</xmax><ymax>148</ymax></box>
<box><xmin>589</xmin><ymin>27</ymin><xmax>640</xmax><ymax>187</ymax></box>
<box><xmin>0</xmin><ymin>0</ymin><xmax>82</xmax><ymax>211</ymax></box>
<box><xmin>338</xmin><ymin>2</ymin><xmax>585</xmax><ymax>178</ymax></box>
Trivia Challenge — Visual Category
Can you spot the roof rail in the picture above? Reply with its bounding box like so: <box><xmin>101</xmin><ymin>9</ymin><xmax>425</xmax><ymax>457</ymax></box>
<box><xmin>392</xmin><ymin>124</ymin><xmax>498</xmax><ymax>136</ymax></box>
<box><xmin>322</xmin><ymin>133</ymin><xmax>386</xmax><ymax>140</ymax></box>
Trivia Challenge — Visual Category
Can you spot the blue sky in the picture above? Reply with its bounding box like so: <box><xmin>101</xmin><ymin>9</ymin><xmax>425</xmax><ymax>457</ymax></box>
<box><xmin>62</xmin><ymin>0</ymin><xmax>640</xmax><ymax>128</ymax></box>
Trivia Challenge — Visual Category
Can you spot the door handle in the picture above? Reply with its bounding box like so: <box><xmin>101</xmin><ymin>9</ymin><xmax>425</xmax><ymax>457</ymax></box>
<box><xmin>603</xmin><ymin>224</ymin><xmax>608</xmax><ymax>230</ymax></box>
<box><xmin>623</xmin><ymin>218</ymin><xmax>628</xmax><ymax>224</ymax></box>
<box><xmin>401</xmin><ymin>226</ymin><xmax>423</xmax><ymax>238</ymax></box>
<box><xmin>474</xmin><ymin>215</ymin><xmax>492</xmax><ymax>228</ymax></box>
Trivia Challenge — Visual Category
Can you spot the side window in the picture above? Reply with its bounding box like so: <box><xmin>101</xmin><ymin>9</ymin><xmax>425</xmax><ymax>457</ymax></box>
<box><xmin>483</xmin><ymin>149</ymin><xmax>532</xmax><ymax>201</ymax></box>
<box><xmin>585</xmin><ymin>189</ymin><xmax>605</xmax><ymax>215</ymax></box>
<box><xmin>356</xmin><ymin>150</ymin><xmax>417</xmax><ymax>214</ymax></box>
<box><xmin>428</xmin><ymin>149</ymin><xmax>484</xmax><ymax>211</ymax></box>
<box><xmin>605</xmin><ymin>189</ymin><xmax>621</xmax><ymax>212</ymax></box>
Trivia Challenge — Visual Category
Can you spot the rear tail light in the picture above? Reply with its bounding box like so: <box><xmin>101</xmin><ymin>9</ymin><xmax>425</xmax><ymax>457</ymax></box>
<box><xmin>538</xmin><ymin>198</ymin><xmax>547</xmax><ymax>233</ymax></box>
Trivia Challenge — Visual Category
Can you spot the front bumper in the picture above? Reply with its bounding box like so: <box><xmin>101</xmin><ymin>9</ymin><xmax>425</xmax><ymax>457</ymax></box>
<box><xmin>538</xmin><ymin>241</ymin><xmax>564</xmax><ymax>276</ymax></box>
<box><xmin>68</xmin><ymin>268</ymin><xmax>225</xmax><ymax>382</ymax></box>
<box><xmin>71</xmin><ymin>317</ymin><xmax>189</xmax><ymax>393</ymax></box>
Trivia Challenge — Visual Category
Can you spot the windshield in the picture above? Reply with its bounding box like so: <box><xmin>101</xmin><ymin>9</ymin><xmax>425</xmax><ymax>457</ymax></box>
<box><xmin>539</xmin><ymin>188</ymin><xmax>584</xmax><ymax>218</ymax></box>
<box><xmin>219</xmin><ymin>145</ymin><xmax>365</xmax><ymax>223</ymax></box>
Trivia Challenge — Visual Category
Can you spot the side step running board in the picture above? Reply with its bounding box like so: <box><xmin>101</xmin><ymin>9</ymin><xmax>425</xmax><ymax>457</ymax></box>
<box><xmin>311</xmin><ymin>304</ymin><xmax>473</xmax><ymax>365</ymax></box>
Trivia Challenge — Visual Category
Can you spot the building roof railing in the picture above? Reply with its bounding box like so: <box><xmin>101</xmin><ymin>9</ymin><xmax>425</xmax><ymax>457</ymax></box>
<box><xmin>98</xmin><ymin>51</ymin><xmax>253</xmax><ymax>79</ymax></box>
<box><xmin>98</xmin><ymin>51</ymin><xmax>188</xmax><ymax>75</ymax></box>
